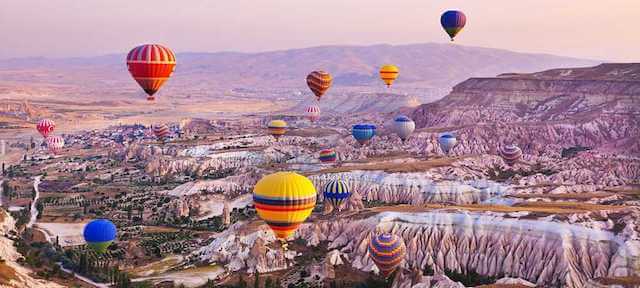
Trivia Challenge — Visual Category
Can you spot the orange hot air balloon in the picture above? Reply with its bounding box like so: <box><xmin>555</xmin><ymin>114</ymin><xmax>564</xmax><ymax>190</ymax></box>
<box><xmin>379</xmin><ymin>65</ymin><xmax>399</xmax><ymax>87</ymax></box>
<box><xmin>253</xmin><ymin>172</ymin><xmax>317</xmax><ymax>240</ymax></box>
<box><xmin>306</xmin><ymin>71</ymin><xmax>332</xmax><ymax>101</ymax></box>
<box><xmin>126</xmin><ymin>44</ymin><xmax>176</xmax><ymax>101</ymax></box>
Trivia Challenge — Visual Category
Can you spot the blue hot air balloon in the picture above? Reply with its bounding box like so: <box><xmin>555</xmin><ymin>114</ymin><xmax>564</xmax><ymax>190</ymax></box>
<box><xmin>441</xmin><ymin>10</ymin><xmax>467</xmax><ymax>41</ymax></box>
<box><xmin>323</xmin><ymin>179</ymin><xmax>351</xmax><ymax>210</ymax></box>
<box><xmin>438</xmin><ymin>132</ymin><xmax>457</xmax><ymax>155</ymax></box>
<box><xmin>83</xmin><ymin>219</ymin><xmax>117</xmax><ymax>254</ymax></box>
<box><xmin>352</xmin><ymin>124</ymin><xmax>376</xmax><ymax>145</ymax></box>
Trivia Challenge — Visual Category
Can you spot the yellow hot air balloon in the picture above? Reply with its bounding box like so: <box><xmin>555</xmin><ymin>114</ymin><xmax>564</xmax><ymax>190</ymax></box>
<box><xmin>379</xmin><ymin>64</ymin><xmax>399</xmax><ymax>87</ymax></box>
<box><xmin>253</xmin><ymin>172</ymin><xmax>317</xmax><ymax>239</ymax></box>
<box><xmin>267</xmin><ymin>120</ymin><xmax>287</xmax><ymax>140</ymax></box>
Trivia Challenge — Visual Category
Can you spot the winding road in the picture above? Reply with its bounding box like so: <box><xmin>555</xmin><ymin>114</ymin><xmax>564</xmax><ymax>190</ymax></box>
<box><xmin>0</xmin><ymin>179</ymin><xmax>3</xmax><ymax>207</ymax></box>
<box><xmin>26</xmin><ymin>175</ymin><xmax>41</xmax><ymax>229</ymax></box>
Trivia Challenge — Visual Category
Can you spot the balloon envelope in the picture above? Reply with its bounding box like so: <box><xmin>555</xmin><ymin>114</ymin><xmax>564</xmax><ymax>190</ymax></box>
<box><xmin>83</xmin><ymin>219</ymin><xmax>117</xmax><ymax>254</ymax></box>
<box><xmin>379</xmin><ymin>65</ymin><xmax>399</xmax><ymax>87</ymax></box>
<box><xmin>438</xmin><ymin>132</ymin><xmax>457</xmax><ymax>154</ymax></box>
<box><xmin>369</xmin><ymin>233</ymin><xmax>406</xmax><ymax>277</ymax></box>
<box><xmin>46</xmin><ymin>136</ymin><xmax>65</xmax><ymax>154</ymax></box>
<box><xmin>153</xmin><ymin>124</ymin><xmax>171</xmax><ymax>142</ymax></box>
<box><xmin>36</xmin><ymin>119</ymin><xmax>55</xmax><ymax>138</ymax></box>
<box><xmin>318</xmin><ymin>149</ymin><xmax>337</xmax><ymax>163</ymax></box>
<box><xmin>323</xmin><ymin>179</ymin><xmax>351</xmax><ymax>209</ymax></box>
<box><xmin>305</xmin><ymin>105</ymin><xmax>321</xmax><ymax>122</ymax></box>
<box><xmin>352</xmin><ymin>124</ymin><xmax>376</xmax><ymax>145</ymax></box>
<box><xmin>268</xmin><ymin>120</ymin><xmax>288</xmax><ymax>140</ymax></box>
<box><xmin>440</xmin><ymin>10</ymin><xmax>466</xmax><ymax>41</ymax></box>
<box><xmin>126</xmin><ymin>44</ymin><xmax>176</xmax><ymax>101</ymax></box>
<box><xmin>306</xmin><ymin>71</ymin><xmax>332</xmax><ymax>101</ymax></box>
<box><xmin>392</xmin><ymin>115</ymin><xmax>415</xmax><ymax>142</ymax></box>
<box><xmin>499</xmin><ymin>144</ymin><xmax>523</xmax><ymax>166</ymax></box>
<box><xmin>253</xmin><ymin>172</ymin><xmax>317</xmax><ymax>239</ymax></box>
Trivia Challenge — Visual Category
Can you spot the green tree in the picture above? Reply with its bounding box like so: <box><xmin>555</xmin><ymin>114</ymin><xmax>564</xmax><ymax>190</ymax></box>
<box><xmin>254</xmin><ymin>271</ymin><xmax>260</xmax><ymax>288</ymax></box>
<box><xmin>238</xmin><ymin>275</ymin><xmax>247</xmax><ymax>288</ymax></box>
<box><xmin>264</xmin><ymin>277</ymin><xmax>273</xmax><ymax>288</ymax></box>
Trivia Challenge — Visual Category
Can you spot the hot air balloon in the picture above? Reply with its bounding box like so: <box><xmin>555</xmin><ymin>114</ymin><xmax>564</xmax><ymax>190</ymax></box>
<box><xmin>392</xmin><ymin>116</ymin><xmax>415</xmax><ymax>142</ymax></box>
<box><xmin>268</xmin><ymin>120</ymin><xmax>288</xmax><ymax>140</ymax></box>
<box><xmin>83</xmin><ymin>219</ymin><xmax>117</xmax><ymax>254</ymax></box>
<box><xmin>323</xmin><ymin>179</ymin><xmax>351</xmax><ymax>210</ymax></box>
<box><xmin>153</xmin><ymin>124</ymin><xmax>171</xmax><ymax>143</ymax></box>
<box><xmin>352</xmin><ymin>124</ymin><xmax>376</xmax><ymax>145</ymax></box>
<box><xmin>369</xmin><ymin>233</ymin><xmax>407</xmax><ymax>277</ymax></box>
<box><xmin>126</xmin><ymin>44</ymin><xmax>176</xmax><ymax>101</ymax></box>
<box><xmin>318</xmin><ymin>149</ymin><xmax>337</xmax><ymax>163</ymax></box>
<box><xmin>499</xmin><ymin>144</ymin><xmax>523</xmax><ymax>166</ymax></box>
<box><xmin>305</xmin><ymin>104</ymin><xmax>321</xmax><ymax>122</ymax></box>
<box><xmin>36</xmin><ymin>119</ymin><xmax>55</xmax><ymax>138</ymax></box>
<box><xmin>253</xmin><ymin>172</ymin><xmax>316</xmax><ymax>240</ymax></box>
<box><xmin>306</xmin><ymin>71</ymin><xmax>332</xmax><ymax>101</ymax></box>
<box><xmin>379</xmin><ymin>65</ymin><xmax>399</xmax><ymax>87</ymax></box>
<box><xmin>438</xmin><ymin>132</ymin><xmax>457</xmax><ymax>155</ymax></box>
<box><xmin>46</xmin><ymin>136</ymin><xmax>65</xmax><ymax>154</ymax></box>
<box><xmin>440</xmin><ymin>10</ymin><xmax>466</xmax><ymax>41</ymax></box>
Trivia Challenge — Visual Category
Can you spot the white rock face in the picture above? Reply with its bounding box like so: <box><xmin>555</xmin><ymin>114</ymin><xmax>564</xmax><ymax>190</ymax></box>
<box><xmin>296</xmin><ymin>211</ymin><xmax>640</xmax><ymax>288</ymax></box>
<box><xmin>190</xmin><ymin>223</ymin><xmax>292</xmax><ymax>274</ymax></box>
<box><xmin>495</xmin><ymin>277</ymin><xmax>536</xmax><ymax>287</ymax></box>
<box><xmin>311</xmin><ymin>171</ymin><xmax>510</xmax><ymax>205</ymax></box>
<box><xmin>0</xmin><ymin>211</ymin><xmax>65</xmax><ymax>288</ymax></box>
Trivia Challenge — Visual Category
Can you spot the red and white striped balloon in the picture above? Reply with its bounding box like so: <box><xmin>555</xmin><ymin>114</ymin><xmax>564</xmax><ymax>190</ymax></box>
<box><xmin>46</xmin><ymin>136</ymin><xmax>65</xmax><ymax>154</ymax></box>
<box><xmin>36</xmin><ymin>119</ymin><xmax>55</xmax><ymax>138</ymax></box>
<box><xmin>305</xmin><ymin>105</ymin><xmax>321</xmax><ymax>122</ymax></box>
<box><xmin>153</xmin><ymin>124</ymin><xmax>171</xmax><ymax>142</ymax></box>
<box><xmin>126</xmin><ymin>44</ymin><xmax>176</xmax><ymax>101</ymax></box>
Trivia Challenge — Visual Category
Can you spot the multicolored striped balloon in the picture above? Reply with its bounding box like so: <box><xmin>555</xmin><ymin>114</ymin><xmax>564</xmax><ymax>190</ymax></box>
<box><xmin>46</xmin><ymin>136</ymin><xmax>65</xmax><ymax>154</ymax></box>
<box><xmin>438</xmin><ymin>132</ymin><xmax>457</xmax><ymax>155</ymax></box>
<box><xmin>318</xmin><ymin>149</ymin><xmax>337</xmax><ymax>163</ymax></box>
<box><xmin>83</xmin><ymin>219</ymin><xmax>117</xmax><ymax>254</ymax></box>
<box><xmin>153</xmin><ymin>124</ymin><xmax>171</xmax><ymax>142</ymax></box>
<box><xmin>253</xmin><ymin>172</ymin><xmax>317</xmax><ymax>239</ymax></box>
<box><xmin>392</xmin><ymin>115</ymin><xmax>415</xmax><ymax>142</ymax></box>
<box><xmin>126</xmin><ymin>44</ymin><xmax>176</xmax><ymax>101</ymax></box>
<box><xmin>306</xmin><ymin>71</ymin><xmax>332</xmax><ymax>101</ymax></box>
<box><xmin>379</xmin><ymin>64</ymin><xmax>399</xmax><ymax>87</ymax></box>
<box><xmin>499</xmin><ymin>144</ymin><xmax>523</xmax><ymax>166</ymax></box>
<box><xmin>369</xmin><ymin>233</ymin><xmax>407</xmax><ymax>277</ymax></box>
<box><xmin>352</xmin><ymin>124</ymin><xmax>376</xmax><ymax>145</ymax></box>
<box><xmin>36</xmin><ymin>119</ymin><xmax>55</xmax><ymax>138</ymax></box>
<box><xmin>323</xmin><ymin>179</ymin><xmax>351</xmax><ymax>209</ymax></box>
<box><xmin>440</xmin><ymin>10</ymin><xmax>467</xmax><ymax>41</ymax></box>
<box><xmin>305</xmin><ymin>104</ymin><xmax>321</xmax><ymax>122</ymax></box>
<box><xmin>267</xmin><ymin>120</ymin><xmax>287</xmax><ymax>140</ymax></box>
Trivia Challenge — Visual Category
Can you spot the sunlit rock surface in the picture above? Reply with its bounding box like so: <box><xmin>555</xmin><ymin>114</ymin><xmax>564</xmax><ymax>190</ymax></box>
<box><xmin>297</xmin><ymin>210</ymin><xmax>640</xmax><ymax>288</ymax></box>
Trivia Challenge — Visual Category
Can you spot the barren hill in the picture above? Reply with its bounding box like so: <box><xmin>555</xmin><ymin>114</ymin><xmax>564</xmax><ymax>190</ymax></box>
<box><xmin>411</xmin><ymin>63</ymin><xmax>640</xmax><ymax>155</ymax></box>
<box><xmin>0</xmin><ymin>43</ymin><xmax>597</xmax><ymax>103</ymax></box>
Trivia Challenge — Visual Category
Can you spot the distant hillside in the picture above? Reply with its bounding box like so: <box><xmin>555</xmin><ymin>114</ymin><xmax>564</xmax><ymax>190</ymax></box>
<box><xmin>411</xmin><ymin>63</ymin><xmax>640</xmax><ymax>154</ymax></box>
<box><xmin>0</xmin><ymin>43</ymin><xmax>598</xmax><ymax>102</ymax></box>
<box><xmin>287</xmin><ymin>92</ymin><xmax>421</xmax><ymax>115</ymax></box>
<box><xmin>498</xmin><ymin>63</ymin><xmax>640</xmax><ymax>81</ymax></box>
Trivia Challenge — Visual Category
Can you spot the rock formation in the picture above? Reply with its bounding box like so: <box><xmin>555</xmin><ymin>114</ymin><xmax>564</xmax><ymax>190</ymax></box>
<box><xmin>296</xmin><ymin>210</ymin><xmax>640</xmax><ymax>288</ymax></box>
<box><xmin>0</xmin><ymin>210</ymin><xmax>64</xmax><ymax>288</ymax></box>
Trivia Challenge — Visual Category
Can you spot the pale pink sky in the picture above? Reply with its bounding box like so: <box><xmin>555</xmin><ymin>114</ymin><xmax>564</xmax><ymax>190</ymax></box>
<box><xmin>1</xmin><ymin>0</ymin><xmax>638</xmax><ymax>61</ymax></box>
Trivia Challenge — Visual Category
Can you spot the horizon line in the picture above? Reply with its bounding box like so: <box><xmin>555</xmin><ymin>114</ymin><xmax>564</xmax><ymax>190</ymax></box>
<box><xmin>0</xmin><ymin>42</ymin><xmax>605</xmax><ymax>63</ymax></box>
